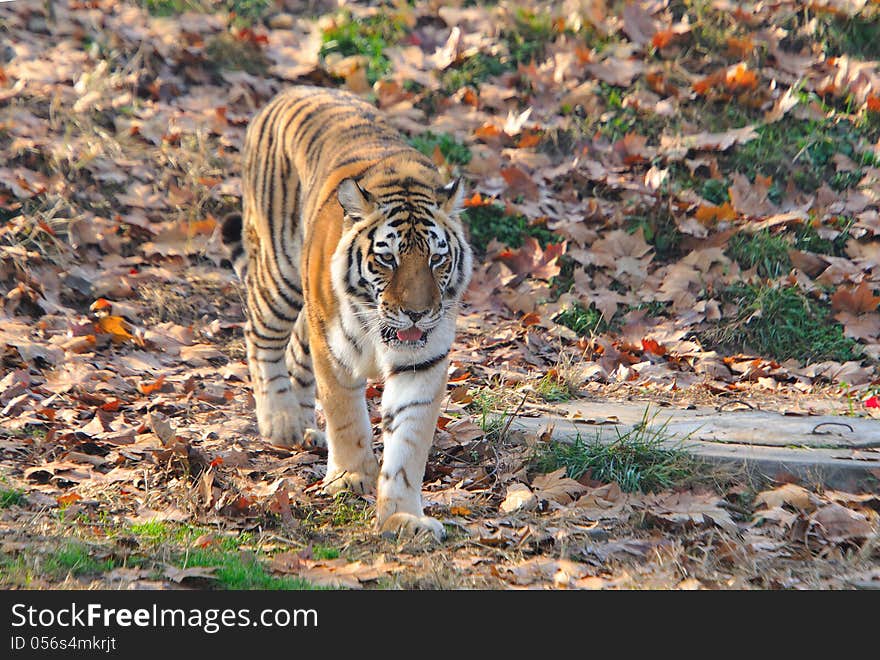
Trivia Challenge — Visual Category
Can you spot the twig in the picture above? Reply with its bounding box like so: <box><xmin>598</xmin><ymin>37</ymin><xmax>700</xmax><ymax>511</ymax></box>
<box><xmin>716</xmin><ymin>399</ymin><xmax>757</xmax><ymax>412</ymax></box>
<box><xmin>811</xmin><ymin>422</ymin><xmax>854</xmax><ymax>435</ymax></box>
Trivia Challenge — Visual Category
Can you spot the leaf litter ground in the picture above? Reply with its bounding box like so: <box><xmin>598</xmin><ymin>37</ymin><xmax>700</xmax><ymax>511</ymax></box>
<box><xmin>0</xmin><ymin>0</ymin><xmax>879</xmax><ymax>589</ymax></box>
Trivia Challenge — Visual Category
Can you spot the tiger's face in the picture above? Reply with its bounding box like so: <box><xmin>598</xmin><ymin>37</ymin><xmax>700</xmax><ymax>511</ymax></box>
<box><xmin>336</xmin><ymin>177</ymin><xmax>471</xmax><ymax>349</ymax></box>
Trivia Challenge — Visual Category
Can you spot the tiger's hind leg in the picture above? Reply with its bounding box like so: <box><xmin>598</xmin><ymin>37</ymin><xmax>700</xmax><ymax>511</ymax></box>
<box><xmin>285</xmin><ymin>311</ymin><xmax>325</xmax><ymax>448</ymax></box>
<box><xmin>242</xmin><ymin>249</ymin><xmax>307</xmax><ymax>448</ymax></box>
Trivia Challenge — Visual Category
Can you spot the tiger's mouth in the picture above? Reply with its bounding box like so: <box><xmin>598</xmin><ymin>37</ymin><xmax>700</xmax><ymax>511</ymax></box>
<box><xmin>381</xmin><ymin>324</ymin><xmax>431</xmax><ymax>346</ymax></box>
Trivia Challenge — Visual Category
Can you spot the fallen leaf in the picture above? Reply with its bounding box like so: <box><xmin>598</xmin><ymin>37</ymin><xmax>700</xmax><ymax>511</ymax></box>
<box><xmin>531</xmin><ymin>468</ymin><xmax>587</xmax><ymax>505</ymax></box>
<box><xmin>500</xmin><ymin>482</ymin><xmax>538</xmax><ymax>513</ymax></box>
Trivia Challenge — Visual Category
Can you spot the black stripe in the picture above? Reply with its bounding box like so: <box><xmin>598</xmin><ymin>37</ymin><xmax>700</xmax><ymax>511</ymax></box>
<box><xmin>293</xmin><ymin>374</ymin><xmax>314</xmax><ymax>388</ymax></box>
<box><xmin>287</xmin><ymin>349</ymin><xmax>312</xmax><ymax>373</ymax></box>
<box><xmin>291</xmin><ymin>330</ymin><xmax>310</xmax><ymax>356</ymax></box>
<box><xmin>246</xmin><ymin>337</ymin><xmax>287</xmax><ymax>353</ymax></box>
<box><xmin>381</xmin><ymin>398</ymin><xmax>434</xmax><ymax>429</ymax></box>
<box><xmin>389</xmin><ymin>351</ymin><xmax>449</xmax><ymax>376</ymax></box>
<box><xmin>247</xmin><ymin>324</ymin><xmax>289</xmax><ymax>342</ymax></box>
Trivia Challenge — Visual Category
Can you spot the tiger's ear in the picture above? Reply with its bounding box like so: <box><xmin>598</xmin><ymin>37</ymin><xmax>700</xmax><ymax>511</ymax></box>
<box><xmin>338</xmin><ymin>178</ymin><xmax>373</xmax><ymax>223</ymax></box>
<box><xmin>438</xmin><ymin>177</ymin><xmax>465</xmax><ymax>215</ymax></box>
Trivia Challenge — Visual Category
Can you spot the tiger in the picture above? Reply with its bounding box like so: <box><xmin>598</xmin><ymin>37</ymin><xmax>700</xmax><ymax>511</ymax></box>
<box><xmin>222</xmin><ymin>85</ymin><xmax>473</xmax><ymax>541</ymax></box>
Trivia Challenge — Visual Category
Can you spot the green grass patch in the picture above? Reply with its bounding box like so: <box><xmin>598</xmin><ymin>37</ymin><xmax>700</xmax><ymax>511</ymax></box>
<box><xmin>793</xmin><ymin>218</ymin><xmax>853</xmax><ymax>257</ymax></box>
<box><xmin>702</xmin><ymin>283</ymin><xmax>862</xmax><ymax>363</ymax></box>
<box><xmin>726</xmin><ymin>230</ymin><xmax>792</xmax><ymax>279</ymax></box>
<box><xmin>534</xmin><ymin>371</ymin><xmax>576</xmax><ymax>403</ymax></box>
<box><xmin>311</xmin><ymin>545</ymin><xmax>340</xmax><ymax>560</ymax></box>
<box><xmin>302</xmin><ymin>492</ymin><xmax>372</xmax><ymax>531</ymax></box>
<box><xmin>127</xmin><ymin>521</ymin><xmax>253</xmax><ymax>553</ymax></box>
<box><xmin>533</xmin><ymin>410</ymin><xmax>700</xmax><ymax>492</ymax></box>
<box><xmin>503</xmin><ymin>7</ymin><xmax>557</xmax><ymax>65</ymax></box>
<box><xmin>0</xmin><ymin>488</ymin><xmax>24</xmax><ymax>508</ymax></box>
<box><xmin>468</xmin><ymin>389</ymin><xmax>510</xmax><ymax>442</ymax></box>
<box><xmin>813</xmin><ymin>11</ymin><xmax>880</xmax><ymax>60</ymax></box>
<box><xmin>626</xmin><ymin>210</ymin><xmax>683</xmax><ymax>263</ymax></box>
<box><xmin>441</xmin><ymin>52</ymin><xmax>509</xmax><ymax>93</ymax></box>
<box><xmin>724</xmin><ymin>115</ymin><xmax>875</xmax><ymax>193</ymax></box>
<box><xmin>462</xmin><ymin>203</ymin><xmax>557</xmax><ymax>252</ymax></box>
<box><xmin>44</xmin><ymin>542</ymin><xmax>115</xmax><ymax>578</ymax></box>
<box><xmin>184</xmin><ymin>549</ymin><xmax>319</xmax><ymax>590</ymax></box>
<box><xmin>555</xmin><ymin>302</ymin><xmax>607</xmax><ymax>336</ymax></box>
<box><xmin>320</xmin><ymin>11</ymin><xmax>408</xmax><ymax>85</ymax></box>
<box><xmin>408</xmin><ymin>131</ymin><xmax>471</xmax><ymax>166</ymax></box>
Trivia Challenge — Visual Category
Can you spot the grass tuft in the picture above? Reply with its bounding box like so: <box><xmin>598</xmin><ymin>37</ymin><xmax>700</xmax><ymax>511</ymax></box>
<box><xmin>533</xmin><ymin>410</ymin><xmax>700</xmax><ymax>492</ymax></box>
<box><xmin>408</xmin><ymin>131</ymin><xmax>471</xmax><ymax>166</ymax></box>
<box><xmin>184</xmin><ymin>549</ymin><xmax>319</xmax><ymax>589</ymax></box>
<box><xmin>462</xmin><ymin>203</ymin><xmax>557</xmax><ymax>252</ymax></box>
<box><xmin>0</xmin><ymin>488</ymin><xmax>24</xmax><ymax>508</ymax></box>
<box><xmin>726</xmin><ymin>230</ymin><xmax>792</xmax><ymax>279</ymax></box>
<box><xmin>554</xmin><ymin>302</ymin><xmax>606</xmax><ymax>336</ymax></box>
<box><xmin>702</xmin><ymin>283</ymin><xmax>861</xmax><ymax>363</ymax></box>
<box><xmin>320</xmin><ymin>12</ymin><xmax>408</xmax><ymax>85</ymax></box>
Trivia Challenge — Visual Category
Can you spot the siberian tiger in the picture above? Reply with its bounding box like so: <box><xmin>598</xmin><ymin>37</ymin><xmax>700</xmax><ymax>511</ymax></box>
<box><xmin>222</xmin><ymin>86</ymin><xmax>473</xmax><ymax>540</ymax></box>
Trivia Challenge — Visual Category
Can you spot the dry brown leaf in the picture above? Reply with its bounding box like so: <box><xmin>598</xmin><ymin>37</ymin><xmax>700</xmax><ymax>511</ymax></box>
<box><xmin>531</xmin><ymin>468</ymin><xmax>587</xmax><ymax>505</ymax></box>
<box><xmin>500</xmin><ymin>482</ymin><xmax>537</xmax><ymax>513</ymax></box>
<box><xmin>810</xmin><ymin>503</ymin><xmax>874</xmax><ymax>544</ymax></box>
<box><xmin>755</xmin><ymin>484</ymin><xmax>814</xmax><ymax>511</ymax></box>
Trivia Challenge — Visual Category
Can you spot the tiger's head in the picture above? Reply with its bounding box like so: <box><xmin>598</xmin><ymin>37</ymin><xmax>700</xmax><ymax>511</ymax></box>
<box><xmin>334</xmin><ymin>174</ymin><xmax>472</xmax><ymax>349</ymax></box>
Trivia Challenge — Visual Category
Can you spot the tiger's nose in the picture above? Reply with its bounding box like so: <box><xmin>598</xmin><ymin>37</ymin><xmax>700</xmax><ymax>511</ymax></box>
<box><xmin>404</xmin><ymin>309</ymin><xmax>427</xmax><ymax>323</ymax></box>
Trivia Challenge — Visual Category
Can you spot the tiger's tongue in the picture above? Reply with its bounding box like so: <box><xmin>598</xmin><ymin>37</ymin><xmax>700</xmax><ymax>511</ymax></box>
<box><xmin>396</xmin><ymin>327</ymin><xmax>424</xmax><ymax>342</ymax></box>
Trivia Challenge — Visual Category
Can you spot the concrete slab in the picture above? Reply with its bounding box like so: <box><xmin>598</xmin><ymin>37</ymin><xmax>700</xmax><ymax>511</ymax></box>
<box><xmin>510</xmin><ymin>401</ymin><xmax>880</xmax><ymax>491</ymax></box>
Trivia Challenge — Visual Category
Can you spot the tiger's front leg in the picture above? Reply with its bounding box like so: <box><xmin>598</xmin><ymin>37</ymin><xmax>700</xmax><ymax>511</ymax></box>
<box><xmin>376</xmin><ymin>358</ymin><xmax>448</xmax><ymax>541</ymax></box>
<box><xmin>310</xmin><ymin>337</ymin><xmax>379</xmax><ymax>495</ymax></box>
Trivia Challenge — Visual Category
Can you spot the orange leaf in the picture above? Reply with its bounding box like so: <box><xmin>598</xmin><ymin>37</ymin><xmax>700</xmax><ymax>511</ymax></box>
<box><xmin>695</xmin><ymin>202</ymin><xmax>736</xmax><ymax>222</ymax></box>
<box><xmin>57</xmin><ymin>492</ymin><xmax>82</xmax><ymax>507</ymax></box>
<box><xmin>867</xmin><ymin>95</ymin><xmax>880</xmax><ymax>113</ymax></box>
<box><xmin>575</xmin><ymin>45</ymin><xmax>592</xmax><ymax>64</ymax></box>
<box><xmin>521</xmin><ymin>312</ymin><xmax>542</xmax><ymax>327</ymax></box>
<box><xmin>138</xmin><ymin>375</ymin><xmax>166</xmax><ymax>395</ymax></box>
<box><xmin>652</xmin><ymin>29</ymin><xmax>676</xmax><ymax>49</ymax></box>
<box><xmin>96</xmin><ymin>315</ymin><xmax>133</xmax><ymax>341</ymax></box>
<box><xmin>831</xmin><ymin>281</ymin><xmax>880</xmax><ymax>314</ymax></box>
<box><xmin>474</xmin><ymin>123</ymin><xmax>502</xmax><ymax>142</ymax></box>
<box><xmin>726</xmin><ymin>36</ymin><xmax>754</xmax><ymax>58</ymax></box>
<box><xmin>365</xmin><ymin>384</ymin><xmax>383</xmax><ymax>399</ymax></box>
<box><xmin>187</xmin><ymin>216</ymin><xmax>218</xmax><ymax>238</ymax></box>
<box><xmin>449</xmin><ymin>506</ymin><xmax>471</xmax><ymax>516</ymax></box>
<box><xmin>90</xmin><ymin>298</ymin><xmax>113</xmax><ymax>313</ymax></box>
<box><xmin>464</xmin><ymin>192</ymin><xmax>492</xmax><ymax>207</ymax></box>
<box><xmin>516</xmin><ymin>131</ymin><xmax>542</xmax><ymax>148</ymax></box>
<box><xmin>462</xmin><ymin>88</ymin><xmax>479</xmax><ymax>107</ymax></box>
<box><xmin>725</xmin><ymin>63</ymin><xmax>758</xmax><ymax>91</ymax></box>
<box><xmin>641</xmin><ymin>338</ymin><xmax>666</xmax><ymax>356</ymax></box>
<box><xmin>755</xmin><ymin>174</ymin><xmax>773</xmax><ymax>188</ymax></box>
<box><xmin>447</xmin><ymin>370</ymin><xmax>471</xmax><ymax>383</ymax></box>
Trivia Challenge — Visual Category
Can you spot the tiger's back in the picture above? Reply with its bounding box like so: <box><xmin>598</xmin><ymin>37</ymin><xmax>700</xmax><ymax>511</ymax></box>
<box><xmin>225</xmin><ymin>85</ymin><xmax>472</xmax><ymax>540</ymax></box>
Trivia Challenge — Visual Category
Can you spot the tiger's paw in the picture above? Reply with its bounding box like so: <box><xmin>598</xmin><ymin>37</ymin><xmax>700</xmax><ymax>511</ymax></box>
<box><xmin>258</xmin><ymin>409</ymin><xmax>305</xmax><ymax>449</ymax></box>
<box><xmin>323</xmin><ymin>463</ymin><xmax>378</xmax><ymax>496</ymax></box>
<box><xmin>302</xmin><ymin>428</ymin><xmax>326</xmax><ymax>449</ymax></box>
<box><xmin>379</xmin><ymin>513</ymin><xmax>446</xmax><ymax>542</ymax></box>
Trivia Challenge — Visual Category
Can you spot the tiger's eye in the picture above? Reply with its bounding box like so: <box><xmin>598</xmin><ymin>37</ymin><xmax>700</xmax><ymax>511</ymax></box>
<box><xmin>430</xmin><ymin>254</ymin><xmax>444</xmax><ymax>265</ymax></box>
